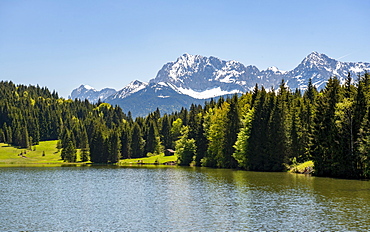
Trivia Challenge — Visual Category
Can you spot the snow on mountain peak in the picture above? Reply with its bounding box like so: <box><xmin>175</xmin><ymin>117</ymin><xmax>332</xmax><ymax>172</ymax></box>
<box><xmin>82</xmin><ymin>84</ymin><xmax>95</xmax><ymax>90</ymax></box>
<box><xmin>304</xmin><ymin>52</ymin><xmax>331</xmax><ymax>63</ymax></box>
<box><xmin>298</xmin><ymin>52</ymin><xmax>338</xmax><ymax>71</ymax></box>
<box><xmin>176</xmin><ymin>86</ymin><xmax>242</xmax><ymax>99</ymax></box>
<box><xmin>71</xmin><ymin>52</ymin><xmax>370</xmax><ymax>117</ymax></box>
<box><xmin>70</xmin><ymin>85</ymin><xmax>116</xmax><ymax>103</ymax></box>
<box><xmin>267</xmin><ymin>66</ymin><xmax>279</xmax><ymax>72</ymax></box>
<box><xmin>111</xmin><ymin>80</ymin><xmax>148</xmax><ymax>99</ymax></box>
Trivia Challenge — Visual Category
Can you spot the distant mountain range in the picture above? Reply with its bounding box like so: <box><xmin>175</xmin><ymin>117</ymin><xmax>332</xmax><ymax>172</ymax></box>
<box><xmin>70</xmin><ymin>52</ymin><xmax>370</xmax><ymax>117</ymax></box>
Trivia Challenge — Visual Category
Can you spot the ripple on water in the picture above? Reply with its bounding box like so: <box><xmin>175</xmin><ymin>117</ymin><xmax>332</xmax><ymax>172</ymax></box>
<box><xmin>0</xmin><ymin>166</ymin><xmax>369</xmax><ymax>231</ymax></box>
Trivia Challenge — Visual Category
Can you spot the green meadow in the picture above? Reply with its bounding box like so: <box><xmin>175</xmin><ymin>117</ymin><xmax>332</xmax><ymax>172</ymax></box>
<box><xmin>0</xmin><ymin>140</ymin><xmax>177</xmax><ymax>167</ymax></box>
<box><xmin>0</xmin><ymin>140</ymin><xmax>308</xmax><ymax>170</ymax></box>
<box><xmin>119</xmin><ymin>153</ymin><xmax>178</xmax><ymax>165</ymax></box>
<box><xmin>0</xmin><ymin>140</ymin><xmax>65</xmax><ymax>165</ymax></box>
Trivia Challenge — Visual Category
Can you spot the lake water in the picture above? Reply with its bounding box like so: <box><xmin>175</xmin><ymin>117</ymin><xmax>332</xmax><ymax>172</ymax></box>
<box><xmin>0</xmin><ymin>165</ymin><xmax>369</xmax><ymax>231</ymax></box>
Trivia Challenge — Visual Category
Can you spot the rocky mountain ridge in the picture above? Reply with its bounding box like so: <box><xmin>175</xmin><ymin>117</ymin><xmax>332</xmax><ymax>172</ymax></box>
<box><xmin>70</xmin><ymin>52</ymin><xmax>370</xmax><ymax>117</ymax></box>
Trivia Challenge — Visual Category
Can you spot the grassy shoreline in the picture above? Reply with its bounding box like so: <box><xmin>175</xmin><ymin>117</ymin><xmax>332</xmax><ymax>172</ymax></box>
<box><xmin>288</xmin><ymin>160</ymin><xmax>314</xmax><ymax>174</ymax></box>
<box><xmin>0</xmin><ymin>140</ymin><xmax>311</xmax><ymax>172</ymax></box>
<box><xmin>0</xmin><ymin>140</ymin><xmax>177</xmax><ymax>167</ymax></box>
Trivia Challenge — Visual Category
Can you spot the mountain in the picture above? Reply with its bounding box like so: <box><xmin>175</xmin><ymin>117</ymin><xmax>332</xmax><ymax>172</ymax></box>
<box><xmin>107</xmin><ymin>80</ymin><xmax>148</xmax><ymax>100</ymax></box>
<box><xmin>151</xmin><ymin>52</ymin><xmax>370</xmax><ymax>93</ymax></box>
<box><xmin>107</xmin><ymin>82</ymin><xmax>208</xmax><ymax>117</ymax></box>
<box><xmin>282</xmin><ymin>52</ymin><xmax>370</xmax><ymax>89</ymax></box>
<box><xmin>152</xmin><ymin>53</ymin><xmax>251</xmax><ymax>96</ymax></box>
<box><xmin>70</xmin><ymin>85</ymin><xmax>116</xmax><ymax>103</ymax></box>
<box><xmin>70</xmin><ymin>52</ymin><xmax>370</xmax><ymax>117</ymax></box>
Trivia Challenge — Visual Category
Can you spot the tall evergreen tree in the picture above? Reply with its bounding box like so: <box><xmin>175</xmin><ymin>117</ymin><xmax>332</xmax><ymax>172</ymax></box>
<box><xmin>145</xmin><ymin>120</ymin><xmax>161</xmax><ymax>154</ymax></box>
<box><xmin>233</xmin><ymin>108</ymin><xmax>254</xmax><ymax>169</ymax></box>
<box><xmin>160</xmin><ymin>115</ymin><xmax>172</xmax><ymax>149</ymax></box>
<box><xmin>247</xmin><ymin>87</ymin><xmax>272</xmax><ymax>171</ymax></box>
<box><xmin>131</xmin><ymin>123</ymin><xmax>145</xmax><ymax>158</ymax></box>
<box><xmin>311</xmin><ymin>77</ymin><xmax>341</xmax><ymax>177</ymax></box>
<box><xmin>107</xmin><ymin>130</ymin><xmax>121</xmax><ymax>163</ymax></box>
<box><xmin>120</xmin><ymin>123</ymin><xmax>132</xmax><ymax>159</ymax></box>
<box><xmin>193</xmin><ymin>113</ymin><xmax>208</xmax><ymax>166</ymax></box>
<box><xmin>90</xmin><ymin>126</ymin><xmax>106</xmax><ymax>163</ymax></box>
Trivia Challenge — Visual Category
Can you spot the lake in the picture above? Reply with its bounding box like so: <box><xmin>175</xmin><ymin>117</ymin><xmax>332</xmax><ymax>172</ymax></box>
<box><xmin>0</xmin><ymin>165</ymin><xmax>369</xmax><ymax>231</ymax></box>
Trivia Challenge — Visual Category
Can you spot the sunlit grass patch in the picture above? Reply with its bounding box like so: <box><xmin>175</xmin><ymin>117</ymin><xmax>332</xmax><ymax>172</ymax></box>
<box><xmin>0</xmin><ymin>140</ymin><xmax>63</xmax><ymax>165</ymax></box>
<box><xmin>289</xmin><ymin>160</ymin><xmax>314</xmax><ymax>174</ymax></box>
<box><xmin>119</xmin><ymin>153</ymin><xmax>177</xmax><ymax>165</ymax></box>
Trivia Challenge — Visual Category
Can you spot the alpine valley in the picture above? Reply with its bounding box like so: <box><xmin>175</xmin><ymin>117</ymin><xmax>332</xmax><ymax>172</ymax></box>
<box><xmin>70</xmin><ymin>52</ymin><xmax>370</xmax><ymax>117</ymax></box>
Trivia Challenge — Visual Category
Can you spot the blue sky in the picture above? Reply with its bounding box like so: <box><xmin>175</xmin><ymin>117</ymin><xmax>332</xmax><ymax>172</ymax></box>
<box><xmin>1</xmin><ymin>0</ymin><xmax>369</xmax><ymax>97</ymax></box>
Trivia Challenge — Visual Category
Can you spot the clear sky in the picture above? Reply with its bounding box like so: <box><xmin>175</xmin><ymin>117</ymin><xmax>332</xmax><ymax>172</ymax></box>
<box><xmin>1</xmin><ymin>0</ymin><xmax>369</xmax><ymax>97</ymax></box>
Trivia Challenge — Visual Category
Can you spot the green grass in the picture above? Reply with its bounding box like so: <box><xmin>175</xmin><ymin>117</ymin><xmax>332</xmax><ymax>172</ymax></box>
<box><xmin>0</xmin><ymin>140</ymin><xmax>63</xmax><ymax>165</ymax></box>
<box><xmin>119</xmin><ymin>153</ymin><xmax>178</xmax><ymax>165</ymax></box>
<box><xmin>0</xmin><ymin>140</ymin><xmax>89</xmax><ymax>166</ymax></box>
<box><xmin>289</xmin><ymin>160</ymin><xmax>314</xmax><ymax>173</ymax></box>
<box><xmin>0</xmin><ymin>140</ymin><xmax>177</xmax><ymax>167</ymax></box>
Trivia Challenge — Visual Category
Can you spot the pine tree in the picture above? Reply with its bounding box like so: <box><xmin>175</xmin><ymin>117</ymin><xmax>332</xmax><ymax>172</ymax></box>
<box><xmin>233</xmin><ymin>108</ymin><xmax>254</xmax><ymax>169</ymax></box>
<box><xmin>4</xmin><ymin>123</ymin><xmax>12</xmax><ymax>145</ymax></box>
<box><xmin>20</xmin><ymin>126</ymin><xmax>30</xmax><ymax>149</ymax></box>
<box><xmin>90</xmin><ymin>126</ymin><xmax>106</xmax><ymax>163</ymax></box>
<box><xmin>357</xmin><ymin>107</ymin><xmax>370</xmax><ymax>178</ymax></box>
<box><xmin>80</xmin><ymin>127</ymin><xmax>90</xmax><ymax>162</ymax></box>
<box><xmin>61</xmin><ymin>140</ymin><xmax>76</xmax><ymax>162</ymax></box>
<box><xmin>248</xmin><ymin>87</ymin><xmax>272</xmax><ymax>171</ymax></box>
<box><xmin>131</xmin><ymin>123</ymin><xmax>145</xmax><ymax>158</ymax></box>
<box><xmin>120</xmin><ymin>123</ymin><xmax>132</xmax><ymax>159</ymax></box>
<box><xmin>221</xmin><ymin>95</ymin><xmax>239</xmax><ymax>168</ymax></box>
<box><xmin>145</xmin><ymin>120</ymin><xmax>160</xmax><ymax>154</ymax></box>
<box><xmin>108</xmin><ymin>131</ymin><xmax>121</xmax><ymax>163</ymax></box>
<box><xmin>266</xmin><ymin>94</ymin><xmax>288</xmax><ymax>171</ymax></box>
<box><xmin>0</xmin><ymin>129</ymin><xmax>5</xmax><ymax>143</ymax></box>
<box><xmin>311</xmin><ymin>77</ymin><xmax>341</xmax><ymax>177</ymax></box>
<box><xmin>160</xmin><ymin>115</ymin><xmax>172</xmax><ymax>149</ymax></box>
<box><xmin>194</xmin><ymin>113</ymin><xmax>207</xmax><ymax>166</ymax></box>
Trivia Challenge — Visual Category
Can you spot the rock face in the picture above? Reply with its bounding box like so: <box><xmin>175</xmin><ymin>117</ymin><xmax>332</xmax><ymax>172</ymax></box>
<box><xmin>70</xmin><ymin>85</ymin><xmax>116</xmax><ymax>103</ymax></box>
<box><xmin>70</xmin><ymin>52</ymin><xmax>370</xmax><ymax>117</ymax></box>
<box><xmin>151</xmin><ymin>52</ymin><xmax>370</xmax><ymax>94</ymax></box>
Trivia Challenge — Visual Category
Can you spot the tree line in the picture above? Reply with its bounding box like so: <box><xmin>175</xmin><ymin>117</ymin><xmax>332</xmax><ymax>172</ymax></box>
<box><xmin>1</xmin><ymin>73</ymin><xmax>370</xmax><ymax>179</ymax></box>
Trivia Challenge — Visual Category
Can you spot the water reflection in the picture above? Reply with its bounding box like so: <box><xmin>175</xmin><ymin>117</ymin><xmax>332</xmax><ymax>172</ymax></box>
<box><xmin>0</xmin><ymin>166</ymin><xmax>369</xmax><ymax>230</ymax></box>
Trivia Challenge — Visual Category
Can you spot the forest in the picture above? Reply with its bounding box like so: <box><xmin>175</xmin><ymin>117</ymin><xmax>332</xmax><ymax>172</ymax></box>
<box><xmin>0</xmin><ymin>73</ymin><xmax>370</xmax><ymax>179</ymax></box>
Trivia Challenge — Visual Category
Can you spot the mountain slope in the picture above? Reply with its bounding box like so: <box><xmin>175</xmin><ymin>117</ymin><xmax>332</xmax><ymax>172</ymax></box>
<box><xmin>108</xmin><ymin>80</ymin><xmax>148</xmax><ymax>100</ymax></box>
<box><xmin>71</xmin><ymin>52</ymin><xmax>370</xmax><ymax>117</ymax></box>
<box><xmin>107</xmin><ymin>82</ymin><xmax>209</xmax><ymax>116</ymax></box>
<box><xmin>70</xmin><ymin>85</ymin><xmax>116</xmax><ymax>103</ymax></box>
<box><xmin>150</xmin><ymin>52</ymin><xmax>370</xmax><ymax>93</ymax></box>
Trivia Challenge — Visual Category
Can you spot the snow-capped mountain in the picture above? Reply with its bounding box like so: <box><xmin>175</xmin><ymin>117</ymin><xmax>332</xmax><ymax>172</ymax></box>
<box><xmin>150</xmin><ymin>52</ymin><xmax>370</xmax><ymax>95</ymax></box>
<box><xmin>284</xmin><ymin>52</ymin><xmax>370</xmax><ymax>89</ymax></box>
<box><xmin>107</xmin><ymin>80</ymin><xmax>148</xmax><ymax>100</ymax></box>
<box><xmin>70</xmin><ymin>85</ymin><xmax>116</xmax><ymax>103</ymax></box>
<box><xmin>107</xmin><ymin>82</ymin><xmax>209</xmax><ymax>116</ymax></box>
<box><xmin>152</xmin><ymin>53</ymin><xmax>253</xmax><ymax>96</ymax></box>
<box><xmin>70</xmin><ymin>52</ymin><xmax>370</xmax><ymax>117</ymax></box>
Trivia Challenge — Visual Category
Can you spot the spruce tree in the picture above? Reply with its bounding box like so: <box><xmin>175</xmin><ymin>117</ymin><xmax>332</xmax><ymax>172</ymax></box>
<box><xmin>194</xmin><ymin>114</ymin><xmax>207</xmax><ymax>166</ymax></box>
<box><xmin>120</xmin><ymin>123</ymin><xmax>132</xmax><ymax>159</ymax></box>
<box><xmin>90</xmin><ymin>126</ymin><xmax>106</xmax><ymax>163</ymax></box>
<box><xmin>160</xmin><ymin>115</ymin><xmax>172</xmax><ymax>149</ymax></box>
<box><xmin>248</xmin><ymin>87</ymin><xmax>271</xmax><ymax>171</ymax></box>
<box><xmin>61</xmin><ymin>140</ymin><xmax>76</xmax><ymax>162</ymax></box>
<box><xmin>131</xmin><ymin>123</ymin><xmax>145</xmax><ymax>158</ymax></box>
<box><xmin>108</xmin><ymin>131</ymin><xmax>121</xmax><ymax>163</ymax></box>
<box><xmin>311</xmin><ymin>77</ymin><xmax>341</xmax><ymax>177</ymax></box>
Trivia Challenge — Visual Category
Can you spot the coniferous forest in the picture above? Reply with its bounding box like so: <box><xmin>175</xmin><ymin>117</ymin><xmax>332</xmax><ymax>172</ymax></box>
<box><xmin>1</xmin><ymin>73</ymin><xmax>370</xmax><ymax>179</ymax></box>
